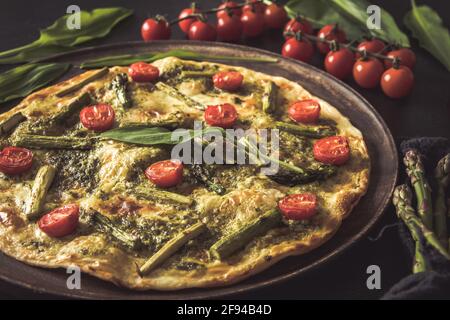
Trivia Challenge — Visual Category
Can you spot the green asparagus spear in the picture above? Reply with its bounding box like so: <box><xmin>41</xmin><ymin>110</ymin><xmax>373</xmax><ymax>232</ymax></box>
<box><xmin>210</xmin><ymin>209</ymin><xmax>281</xmax><ymax>260</ymax></box>
<box><xmin>25</xmin><ymin>165</ymin><xmax>56</xmax><ymax>219</ymax></box>
<box><xmin>275</xmin><ymin>121</ymin><xmax>337</xmax><ymax>138</ymax></box>
<box><xmin>393</xmin><ymin>185</ymin><xmax>450</xmax><ymax>273</ymax></box>
<box><xmin>155</xmin><ymin>82</ymin><xmax>205</xmax><ymax>110</ymax></box>
<box><xmin>262</xmin><ymin>81</ymin><xmax>278</xmax><ymax>114</ymax></box>
<box><xmin>11</xmin><ymin>134</ymin><xmax>96</xmax><ymax>150</ymax></box>
<box><xmin>404</xmin><ymin>149</ymin><xmax>433</xmax><ymax>229</ymax></box>
<box><xmin>120</xmin><ymin>111</ymin><xmax>185</xmax><ymax>129</ymax></box>
<box><xmin>55</xmin><ymin>67</ymin><xmax>109</xmax><ymax>97</ymax></box>
<box><xmin>134</xmin><ymin>185</ymin><xmax>194</xmax><ymax>206</ymax></box>
<box><xmin>51</xmin><ymin>92</ymin><xmax>91</xmax><ymax>123</ymax></box>
<box><xmin>179</xmin><ymin>70</ymin><xmax>216</xmax><ymax>78</ymax></box>
<box><xmin>0</xmin><ymin>113</ymin><xmax>26</xmax><ymax>136</ymax></box>
<box><xmin>110</xmin><ymin>73</ymin><xmax>131</xmax><ymax>108</ymax></box>
<box><xmin>434</xmin><ymin>154</ymin><xmax>450</xmax><ymax>248</ymax></box>
<box><xmin>139</xmin><ymin>222</ymin><xmax>207</xmax><ymax>275</ymax></box>
<box><xmin>91</xmin><ymin>211</ymin><xmax>142</xmax><ymax>250</ymax></box>
<box><xmin>191</xmin><ymin>164</ymin><xmax>226</xmax><ymax>195</ymax></box>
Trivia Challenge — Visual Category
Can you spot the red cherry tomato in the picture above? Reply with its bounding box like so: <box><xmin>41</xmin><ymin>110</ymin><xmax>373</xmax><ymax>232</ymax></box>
<box><xmin>288</xmin><ymin>99</ymin><xmax>321</xmax><ymax>124</ymax></box>
<box><xmin>217</xmin><ymin>13</ymin><xmax>243</xmax><ymax>42</ymax></box>
<box><xmin>264</xmin><ymin>3</ymin><xmax>288</xmax><ymax>29</ymax></box>
<box><xmin>213</xmin><ymin>71</ymin><xmax>243</xmax><ymax>91</ymax></box>
<box><xmin>241</xmin><ymin>10</ymin><xmax>264</xmax><ymax>37</ymax></box>
<box><xmin>316</xmin><ymin>24</ymin><xmax>347</xmax><ymax>54</ymax></box>
<box><xmin>353</xmin><ymin>57</ymin><xmax>384</xmax><ymax>89</ymax></box>
<box><xmin>141</xmin><ymin>17</ymin><xmax>171</xmax><ymax>41</ymax></box>
<box><xmin>313</xmin><ymin>136</ymin><xmax>350</xmax><ymax>166</ymax></box>
<box><xmin>284</xmin><ymin>17</ymin><xmax>313</xmax><ymax>38</ymax></box>
<box><xmin>381</xmin><ymin>66</ymin><xmax>414</xmax><ymax>99</ymax></box>
<box><xmin>281</xmin><ymin>37</ymin><xmax>314</xmax><ymax>63</ymax></box>
<box><xmin>356</xmin><ymin>38</ymin><xmax>385</xmax><ymax>58</ymax></box>
<box><xmin>188</xmin><ymin>20</ymin><xmax>217</xmax><ymax>41</ymax></box>
<box><xmin>242</xmin><ymin>0</ymin><xmax>266</xmax><ymax>14</ymax></box>
<box><xmin>80</xmin><ymin>104</ymin><xmax>115</xmax><ymax>132</ymax></box>
<box><xmin>178</xmin><ymin>7</ymin><xmax>200</xmax><ymax>34</ymax></box>
<box><xmin>128</xmin><ymin>62</ymin><xmax>160</xmax><ymax>83</ymax></box>
<box><xmin>324</xmin><ymin>47</ymin><xmax>355</xmax><ymax>80</ymax></box>
<box><xmin>384</xmin><ymin>48</ymin><xmax>416</xmax><ymax>69</ymax></box>
<box><xmin>145</xmin><ymin>160</ymin><xmax>184</xmax><ymax>188</ymax></box>
<box><xmin>278</xmin><ymin>193</ymin><xmax>317</xmax><ymax>220</ymax></box>
<box><xmin>38</xmin><ymin>204</ymin><xmax>79</xmax><ymax>238</ymax></box>
<box><xmin>0</xmin><ymin>146</ymin><xmax>33</xmax><ymax>175</ymax></box>
<box><xmin>217</xmin><ymin>1</ymin><xmax>242</xmax><ymax>18</ymax></box>
<box><xmin>204</xmin><ymin>104</ymin><xmax>238</xmax><ymax>129</ymax></box>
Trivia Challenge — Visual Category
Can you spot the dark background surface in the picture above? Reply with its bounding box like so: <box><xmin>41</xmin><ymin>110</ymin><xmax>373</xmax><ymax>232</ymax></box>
<box><xmin>0</xmin><ymin>0</ymin><xmax>449</xmax><ymax>299</ymax></box>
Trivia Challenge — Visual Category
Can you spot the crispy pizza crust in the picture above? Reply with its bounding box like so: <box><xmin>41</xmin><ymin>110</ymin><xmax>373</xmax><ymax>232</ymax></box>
<box><xmin>0</xmin><ymin>57</ymin><xmax>370</xmax><ymax>290</ymax></box>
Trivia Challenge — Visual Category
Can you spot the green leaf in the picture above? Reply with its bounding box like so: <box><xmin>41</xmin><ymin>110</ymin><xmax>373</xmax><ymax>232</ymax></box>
<box><xmin>80</xmin><ymin>49</ymin><xmax>278</xmax><ymax>69</ymax></box>
<box><xmin>0</xmin><ymin>63</ymin><xmax>71</xmax><ymax>104</ymax></box>
<box><xmin>0</xmin><ymin>7</ymin><xmax>133</xmax><ymax>64</ymax></box>
<box><xmin>404</xmin><ymin>1</ymin><xmax>450</xmax><ymax>71</ymax></box>
<box><xmin>100</xmin><ymin>126</ymin><xmax>225</xmax><ymax>146</ymax></box>
<box><xmin>285</xmin><ymin>0</ymin><xmax>410</xmax><ymax>46</ymax></box>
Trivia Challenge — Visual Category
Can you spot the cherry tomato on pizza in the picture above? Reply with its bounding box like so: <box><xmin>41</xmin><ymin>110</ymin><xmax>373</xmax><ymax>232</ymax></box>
<box><xmin>278</xmin><ymin>193</ymin><xmax>318</xmax><ymax>220</ymax></box>
<box><xmin>288</xmin><ymin>99</ymin><xmax>321</xmax><ymax>124</ymax></box>
<box><xmin>38</xmin><ymin>204</ymin><xmax>79</xmax><ymax>238</ymax></box>
<box><xmin>313</xmin><ymin>136</ymin><xmax>350</xmax><ymax>166</ymax></box>
<box><xmin>204</xmin><ymin>103</ymin><xmax>238</xmax><ymax>128</ymax></box>
<box><xmin>145</xmin><ymin>160</ymin><xmax>184</xmax><ymax>188</ymax></box>
<box><xmin>0</xmin><ymin>146</ymin><xmax>33</xmax><ymax>175</ymax></box>
<box><xmin>80</xmin><ymin>104</ymin><xmax>115</xmax><ymax>132</ymax></box>
<box><xmin>212</xmin><ymin>71</ymin><xmax>243</xmax><ymax>91</ymax></box>
<box><xmin>128</xmin><ymin>62</ymin><xmax>160</xmax><ymax>83</ymax></box>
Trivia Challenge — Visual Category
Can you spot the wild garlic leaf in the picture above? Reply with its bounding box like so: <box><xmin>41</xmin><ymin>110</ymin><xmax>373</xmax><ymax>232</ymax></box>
<box><xmin>404</xmin><ymin>1</ymin><xmax>450</xmax><ymax>71</ymax></box>
<box><xmin>0</xmin><ymin>63</ymin><xmax>71</xmax><ymax>103</ymax></box>
<box><xmin>0</xmin><ymin>7</ymin><xmax>133</xmax><ymax>64</ymax></box>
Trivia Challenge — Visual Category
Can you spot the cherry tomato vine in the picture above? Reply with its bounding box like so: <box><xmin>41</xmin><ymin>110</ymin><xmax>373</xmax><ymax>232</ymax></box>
<box><xmin>140</xmin><ymin>0</ymin><xmax>416</xmax><ymax>98</ymax></box>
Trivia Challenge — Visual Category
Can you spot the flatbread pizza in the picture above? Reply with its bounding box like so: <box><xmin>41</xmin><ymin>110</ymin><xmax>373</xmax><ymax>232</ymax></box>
<box><xmin>0</xmin><ymin>57</ymin><xmax>369</xmax><ymax>290</ymax></box>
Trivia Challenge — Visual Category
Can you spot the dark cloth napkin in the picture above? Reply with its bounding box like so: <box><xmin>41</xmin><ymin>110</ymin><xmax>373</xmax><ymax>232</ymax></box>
<box><xmin>382</xmin><ymin>137</ymin><xmax>450</xmax><ymax>299</ymax></box>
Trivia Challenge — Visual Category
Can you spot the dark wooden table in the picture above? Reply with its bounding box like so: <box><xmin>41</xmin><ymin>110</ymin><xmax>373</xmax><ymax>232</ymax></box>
<box><xmin>0</xmin><ymin>0</ymin><xmax>448</xmax><ymax>299</ymax></box>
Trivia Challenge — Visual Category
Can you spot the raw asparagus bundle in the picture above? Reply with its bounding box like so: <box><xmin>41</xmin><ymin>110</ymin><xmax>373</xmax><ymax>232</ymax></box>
<box><xmin>434</xmin><ymin>154</ymin><xmax>450</xmax><ymax>248</ymax></box>
<box><xmin>210</xmin><ymin>208</ymin><xmax>282</xmax><ymax>260</ymax></box>
<box><xmin>139</xmin><ymin>222</ymin><xmax>207</xmax><ymax>275</ymax></box>
<box><xmin>25</xmin><ymin>165</ymin><xmax>56</xmax><ymax>219</ymax></box>
<box><xmin>393</xmin><ymin>185</ymin><xmax>450</xmax><ymax>273</ymax></box>
<box><xmin>404</xmin><ymin>149</ymin><xmax>433</xmax><ymax>229</ymax></box>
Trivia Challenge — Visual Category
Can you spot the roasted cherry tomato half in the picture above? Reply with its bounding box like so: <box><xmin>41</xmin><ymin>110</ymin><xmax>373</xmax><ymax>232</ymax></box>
<box><xmin>213</xmin><ymin>71</ymin><xmax>243</xmax><ymax>91</ymax></box>
<box><xmin>316</xmin><ymin>24</ymin><xmax>347</xmax><ymax>54</ymax></box>
<box><xmin>217</xmin><ymin>1</ymin><xmax>242</xmax><ymax>19</ymax></box>
<box><xmin>381</xmin><ymin>66</ymin><xmax>414</xmax><ymax>99</ymax></box>
<box><xmin>356</xmin><ymin>38</ymin><xmax>385</xmax><ymax>58</ymax></box>
<box><xmin>264</xmin><ymin>3</ymin><xmax>288</xmax><ymax>29</ymax></box>
<box><xmin>80</xmin><ymin>104</ymin><xmax>115</xmax><ymax>132</ymax></box>
<box><xmin>242</xmin><ymin>0</ymin><xmax>266</xmax><ymax>14</ymax></box>
<box><xmin>128</xmin><ymin>61</ymin><xmax>160</xmax><ymax>83</ymax></box>
<box><xmin>38</xmin><ymin>204</ymin><xmax>79</xmax><ymax>238</ymax></box>
<box><xmin>313</xmin><ymin>136</ymin><xmax>350</xmax><ymax>166</ymax></box>
<box><xmin>324</xmin><ymin>47</ymin><xmax>355</xmax><ymax>80</ymax></box>
<box><xmin>278</xmin><ymin>193</ymin><xmax>318</xmax><ymax>220</ymax></box>
<box><xmin>178</xmin><ymin>7</ymin><xmax>200</xmax><ymax>34</ymax></box>
<box><xmin>0</xmin><ymin>146</ymin><xmax>33</xmax><ymax>175</ymax></box>
<box><xmin>141</xmin><ymin>17</ymin><xmax>171</xmax><ymax>41</ymax></box>
<box><xmin>241</xmin><ymin>10</ymin><xmax>264</xmax><ymax>37</ymax></box>
<box><xmin>145</xmin><ymin>160</ymin><xmax>184</xmax><ymax>188</ymax></box>
<box><xmin>217</xmin><ymin>12</ymin><xmax>243</xmax><ymax>42</ymax></box>
<box><xmin>281</xmin><ymin>37</ymin><xmax>314</xmax><ymax>63</ymax></box>
<box><xmin>384</xmin><ymin>48</ymin><xmax>416</xmax><ymax>69</ymax></box>
<box><xmin>188</xmin><ymin>20</ymin><xmax>217</xmax><ymax>41</ymax></box>
<box><xmin>204</xmin><ymin>103</ymin><xmax>238</xmax><ymax>128</ymax></box>
<box><xmin>288</xmin><ymin>99</ymin><xmax>321</xmax><ymax>124</ymax></box>
<box><xmin>353</xmin><ymin>57</ymin><xmax>384</xmax><ymax>89</ymax></box>
<box><xmin>284</xmin><ymin>17</ymin><xmax>313</xmax><ymax>38</ymax></box>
